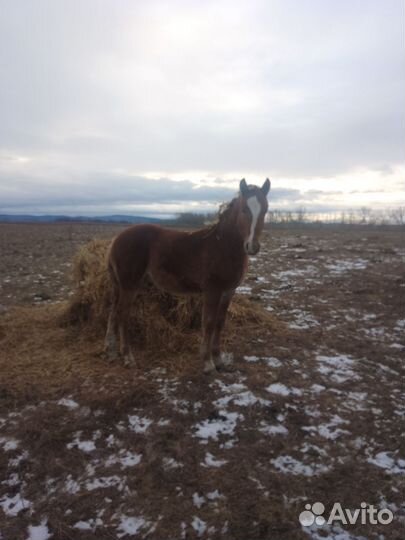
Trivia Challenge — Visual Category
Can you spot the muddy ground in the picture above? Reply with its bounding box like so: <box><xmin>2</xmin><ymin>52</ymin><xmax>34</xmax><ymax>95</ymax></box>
<box><xmin>0</xmin><ymin>223</ymin><xmax>404</xmax><ymax>540</ymax></box>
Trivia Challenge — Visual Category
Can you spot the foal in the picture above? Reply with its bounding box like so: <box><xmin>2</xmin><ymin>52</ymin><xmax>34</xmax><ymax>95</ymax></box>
<box><xmin>105</xmin><ymin>178</ymin><xmax>270</xmax><ymax>373</ymax></box>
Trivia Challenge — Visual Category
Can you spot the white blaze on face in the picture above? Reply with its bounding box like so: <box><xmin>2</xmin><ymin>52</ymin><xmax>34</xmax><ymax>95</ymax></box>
<box><xmin>246</xmin><ymin>195</ymin><xmax>261</xmax><ymax>249</ymax></box>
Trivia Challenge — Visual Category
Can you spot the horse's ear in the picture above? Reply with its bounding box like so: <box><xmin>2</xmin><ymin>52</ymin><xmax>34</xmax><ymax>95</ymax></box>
<box><xmin>261</xmin><ymin>178</ymin><xmax>271</xmax><ymax>195</ymax></box>
<box><xmin>240</xmin><ymin>178</ymin><xmax>248</xmax><ymax>195</ymax></box>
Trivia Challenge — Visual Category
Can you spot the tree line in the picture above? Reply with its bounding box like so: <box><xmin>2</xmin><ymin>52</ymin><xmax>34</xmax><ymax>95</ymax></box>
<box><xmin>173</xmin><ymin>206</ymin><xmax>405</xmax><ymax>227</ymax></box>
<box><xmin>267</xmin><ymin>206</ymin><xmax>405</xmax><ymax>226</ymax></box>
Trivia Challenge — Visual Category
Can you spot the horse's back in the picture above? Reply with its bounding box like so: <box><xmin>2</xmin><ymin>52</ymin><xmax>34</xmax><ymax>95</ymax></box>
<box><xmin>109</xmin><ymin>224</ymin><xmax>207</xmax><ymax>293</ymax></box>
<box><xmin>108</xmin><ymin>222</ymin><xmax>245</xmax><ymax>294</ymax></box>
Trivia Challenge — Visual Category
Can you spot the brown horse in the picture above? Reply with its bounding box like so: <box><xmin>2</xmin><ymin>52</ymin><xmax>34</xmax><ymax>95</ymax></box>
<box><xmin>105</xmin><ymin>178</ymin><xmax>270</xmax><ymax>373</ymax></box>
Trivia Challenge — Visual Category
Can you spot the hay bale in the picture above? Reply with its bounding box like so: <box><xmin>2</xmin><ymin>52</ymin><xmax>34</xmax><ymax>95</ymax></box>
<box><xmin>64</xmin><ymin>237</ymin><xmax>280</xmax><ymax>354</ymax></box>
<box><xmin>68</xmin><ymin>239</ymin><xmax>112</xmax><ymax>323</ymax></box>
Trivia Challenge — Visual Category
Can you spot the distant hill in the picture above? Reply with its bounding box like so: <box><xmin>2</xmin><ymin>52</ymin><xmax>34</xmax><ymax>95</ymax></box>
<box><xmin>0</xmin><ymin>214</ymin><xmax>162</xmax><ymax>224</ymax></box>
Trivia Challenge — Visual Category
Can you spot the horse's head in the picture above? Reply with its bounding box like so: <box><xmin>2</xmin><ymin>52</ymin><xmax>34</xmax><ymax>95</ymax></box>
<box><xmin>237</xmin><ymin>178</ymin><xmax>270</xmax><ymax>255</ymax></box>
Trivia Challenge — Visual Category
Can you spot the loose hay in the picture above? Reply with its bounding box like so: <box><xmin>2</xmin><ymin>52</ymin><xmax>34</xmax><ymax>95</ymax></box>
<box><xmin>64</xmin><ymin>238</ymin><xmax>283</xmax><ymax>356</ymax></box>
<box><xmin>0</xmin><ymin>237</ymin><xmax>287</xmax><ymax>402</ymax></box>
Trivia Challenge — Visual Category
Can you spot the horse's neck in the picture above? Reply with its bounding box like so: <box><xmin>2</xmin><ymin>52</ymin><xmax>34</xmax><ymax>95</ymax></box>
<box><xmin>215</xmin><ymin>212</ymin><xmax>245</xmax><ymax>253</ymax></box>
<box><xmin>189</xmin><ymin>199</ymin><xmax>245</xmax><ymax>253</ymax></box>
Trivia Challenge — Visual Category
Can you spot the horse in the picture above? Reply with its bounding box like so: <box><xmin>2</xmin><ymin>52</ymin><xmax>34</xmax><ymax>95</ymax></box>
<box><xmin>104</xmin><ymin>178</ymin><xmax>271</xmax><ymax>373</ymax></box>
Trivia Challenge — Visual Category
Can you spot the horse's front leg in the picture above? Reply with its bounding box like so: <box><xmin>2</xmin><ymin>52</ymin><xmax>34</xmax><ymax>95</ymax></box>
<box><xmin>201</xmin><ymin>289</ymin><xmax>222</xmax><ymax>374</ymax></box>
<box><xmin>212</xmin><ymin>290</ymin><xmax>234</xmax><ymax>369</ymax></box>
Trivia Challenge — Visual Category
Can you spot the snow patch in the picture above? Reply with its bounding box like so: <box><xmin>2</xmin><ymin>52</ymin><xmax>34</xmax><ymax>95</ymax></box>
<box><xmin>325</xmin><ymin>259</ymin><xmax>368</xmax><ymax>274</ymax></box>
<box><xmin>26</xmin><ymin>520</ymin><xmax>51</xmax><ymax>540</ymax></box>
<box><xmin>310</xmin><ymin>384</ymin><xmax>326</xmax><ymax>393</ymax></box>
<box><xmin>67</xmin><ymin>438</ymin><xmax>96</xmax><ymax>452</ymax></box>
<box><xmin>207</xmin><ymin>489</ymin><xmax>223</xmax><ymax>501</ymax></box>
<box><xmin>74</xmin><ymin>520</ymin><xmax>93</xmax><ymax>530</ymax></box>
<box><xmin>201</xmin><ymin>452</ymin><xmax>227</xmax><ymax>468</ymax></box>
<box><xmin>162</xmin><ymin>457</ymin><xmax>183</xmax><ymax>470</ymax></box>
<box><xmin>0</xmin><ymin>436</ymin><xmax>19</xmax><ymax>451</ymax></box>
<box><xmin>193</xmin><ymin>493</ymin><xmax>205</xmax><ymax>508</ymax></box>
<box><xmin>244</xmin><ymin>355</ymin><xmax>260</xmax><ymax>362</ymax></box>
<box><xmin>117</xmin><ymin>516</ymin><xmax>148</xmax><ymax>537</ymax></box>
<box><xmin>57</xmin><ymin>398</ymin><xmax>79</xmax><ymax>409</ymax></box>
<box><xmin>194</xmin><ymin>411</ymin><xmax>242</xmax><ymax>441</ymax></box>
<box><xmin>191</xmin><ymin>516</ymin><xmax>207</xmax><ymax>536</ymax></box>
<box><xmin>128</xmin><ymin>415</ymin><xmax>153</xmax><ymax>433</ymax></box>
<box><xmin>266</xmin><ymin>383</ymin><xmax>302</xmax><ymax>396</ymax></box>
<box><xmin>259</xmin><ymin>422</ymin><xmax>288</xmax><ymax>435</ymax></box>
<box><xmin>106</xmin><ymin>450</ymin><xmax>142</xmax><ymax>468</ymax></box>
<box><xmin>236</xmin><ymin>285</ymin><xmax>252</xmax><ymax>294</ymax></box>
<box><xmin>316</xmin><ymin>354</ymin><xmax>359</xmax><ymax>384</ymax></box>
<box><xmin>85</xmin><ymin>476</ymin><xmax>124</xmax><ymax>491</ymax></box>
<box><xmin>0</xmin><ymin>493</ymin><xmax>32</xmax><ymax>516</ymax></box>
<box><xmin>271</xmin><ymin>455</ymin><xmax>329</xmax><ymax>476</ymax></box>
<box><xmin>367</xmin><ymin>451</ymin><xmax>405</xmax><ymax>475</ymax></box>
<box><xmin>244</xmin><ymin>355</ymin><xmax>282</xmax><ymax>367</ymax></box>
<box><xmin>288</xmin><ymin>310</ymin><xmax>319</xmax><ymax>330</ymax></box>
<box><xmin>303</xmin><ymin>415</ymin><xmax>350</xmax><ymax>440</ymax></box>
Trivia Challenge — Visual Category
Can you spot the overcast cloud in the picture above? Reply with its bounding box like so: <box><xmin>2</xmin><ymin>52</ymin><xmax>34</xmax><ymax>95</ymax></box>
<box><xmin>0</xmin><ymin>0</ymin><xmax>404</xmax><ymax>216</ymax></box>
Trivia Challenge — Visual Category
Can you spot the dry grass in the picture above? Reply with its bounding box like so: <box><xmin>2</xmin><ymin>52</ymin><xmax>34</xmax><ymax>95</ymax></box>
<box><xmin>0</xmin><ymin>238</ymin><xmax>286</xmax><ymax>405</ymax></box>
<box><xmin>1</xmin><ymin>226</ymin><xmax>404</xmax><ymax>539</ymax></box>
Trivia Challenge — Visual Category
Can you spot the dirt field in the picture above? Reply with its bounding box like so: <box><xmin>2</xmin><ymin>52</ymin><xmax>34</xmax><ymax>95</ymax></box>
<box><xmin>0</xmin><ymin>223</ymin><xmax>404</xmax><ymax>540</ymax></box>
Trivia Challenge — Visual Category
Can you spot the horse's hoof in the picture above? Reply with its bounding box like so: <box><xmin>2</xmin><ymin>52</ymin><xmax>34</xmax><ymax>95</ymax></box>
<box><xmin>203</xmin><ymin>360</ymin><xmax>217</xmax><ymax>374</ymax></box>
<box><xmin>217</xmin><ymin>364</ymin><xmax>237</xmax><ymax>373</ymax></box>
<box><xmin>103</xmin><ymin>349</ymin><xmax>118</xmax><ymax>363</ymax></box>
<box><xmin>106</xmin><ymin>351</ymin><xmax>118</xmax><ymax>363</ymax></box>
<box><xmin>123</xmin><ymin>355</ymin><xmax>136</xmax><ymax>368</ymax></box>
<box><xmin>214</xmin><ymin>352</ymin><xmax>234</xmax><ymax>370</ymax></box>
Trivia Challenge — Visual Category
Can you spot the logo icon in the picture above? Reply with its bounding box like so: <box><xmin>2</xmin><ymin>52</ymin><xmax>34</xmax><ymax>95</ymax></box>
<box><xmin>299</xmin><ymin>502</ymin><xmax>325</xmax><ymax>526</ymax></box>
<box><xmin>299</xmin><ymin>501</ymin><xmax>394</xmax><ymax>527</ymax></box>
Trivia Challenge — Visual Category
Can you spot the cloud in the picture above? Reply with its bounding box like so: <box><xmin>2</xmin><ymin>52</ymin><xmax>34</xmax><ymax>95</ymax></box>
<box><xmin>0</xmin><ymin>166</ymin><xmax>301</xmax><ymax>214</ymax></box>
<box><xmin>0</xmin><ymin>0</ymin><xmax>403</xmax><ymax>215</ymax></box>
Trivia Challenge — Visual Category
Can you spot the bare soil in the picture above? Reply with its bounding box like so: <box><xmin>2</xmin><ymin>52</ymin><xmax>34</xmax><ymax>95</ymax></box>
<box><xmin>0</xmin><ymin>223</ymin><xmax>404</xmax><ymax>540</ymax></box>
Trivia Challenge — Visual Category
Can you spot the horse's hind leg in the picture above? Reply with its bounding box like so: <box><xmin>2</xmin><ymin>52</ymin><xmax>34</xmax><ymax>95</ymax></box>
<box><xmin>105</xmin><ymin>308</ymin><xmax>119</xmax><ymax>362</ymax></box>
<box><xmin>104</xmin><ymin>269</ymin><xmax>120</xmax><ymax>362</ymax></box>
<box><xmin>117</xmin><ymin>288</ymin><xmax>138</xmax><ymax>367</ymax></box>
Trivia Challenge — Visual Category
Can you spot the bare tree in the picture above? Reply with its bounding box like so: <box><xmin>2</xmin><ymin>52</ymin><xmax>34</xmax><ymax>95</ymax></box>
<box><xmin>360</xmin><ymin>206</ymin><xmax>372</xmax><ymax>224</ymax></box>
<box><xmin>284</xmin><ymin>210</ymin><xmax>293</xmax><ymax>223</ymax></box>
<box><xmin>390</xmin><ymin>206</ymin><xmax>405</xmax><ymax>225</ymax></box>
<box><xmin>295</xmin><ymin>207</ymin><xmax>307</xmax><ymax>223</ymax></box>
<box><xmin>347</xmin><ymin>210</ymin><xmax>357</xmax><ymax>225</ymax></box>
<box><xmin>175</xmin><ymin>213</ymin><xmax>206</xmax><ymax>227</ymax></box>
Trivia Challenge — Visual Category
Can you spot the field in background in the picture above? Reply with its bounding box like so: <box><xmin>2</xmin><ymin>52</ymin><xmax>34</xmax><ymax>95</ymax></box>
<box><xmin>0</xmin><ymin>223</ymin><xmax>404</xmax><ymax>540</ymax></box>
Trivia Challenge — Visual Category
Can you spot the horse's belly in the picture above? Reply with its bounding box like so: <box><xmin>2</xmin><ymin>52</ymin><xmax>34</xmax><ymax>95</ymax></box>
<box><xmin>148</xmin><ymin>269</ymin><xmax>201</xmax><ymax>295</ymax></box>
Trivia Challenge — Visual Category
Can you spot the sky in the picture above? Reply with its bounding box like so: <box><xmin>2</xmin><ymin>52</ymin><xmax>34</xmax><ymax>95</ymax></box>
<box><xmin>0</xmin><ymin>0</ymin><xmax>404</xmax><ymax>217</ymax></box>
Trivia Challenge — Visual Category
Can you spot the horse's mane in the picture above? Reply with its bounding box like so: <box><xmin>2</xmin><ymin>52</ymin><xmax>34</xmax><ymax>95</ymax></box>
<box><xmin>190</xmin><ymin>186</ymin><xmax>264</xmax><ymax>239</ymax></box>
<box><xmin>211</xmin><ymin>185</ymin><xmax>257</xmax><ymax>235</ymax></box>
<box><xmin>217</xmin><ymin>197</ymin><xmax>238</xmax><ymax>223</ymax></box>
<box><xmin>187</xmin><ymin>196</ymin><xmax>238</xmax><ymax>240</ymax></box>
<box><xmin>217</xmin><ymin>184</ymin><xmax>257</xmax><ymax>224</ymax></box>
